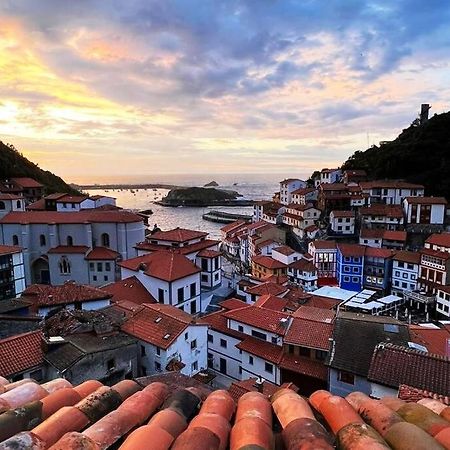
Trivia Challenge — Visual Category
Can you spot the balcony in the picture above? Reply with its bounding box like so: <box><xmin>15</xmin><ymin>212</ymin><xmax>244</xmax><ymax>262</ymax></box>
<box><xmin>403</xmin><ymin>290</ymin><xmax>436</xmax><ymax>305</ymax></box>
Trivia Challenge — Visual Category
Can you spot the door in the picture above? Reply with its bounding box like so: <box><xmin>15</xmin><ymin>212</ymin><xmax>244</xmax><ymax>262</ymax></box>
<box><xmin>41</xmin><ymin>269</ymin><xmax>50</xmax><ymax>284</ymax></box>
<box><xmin>219</xmin><ymin>358</ymin><xmax>227</xmax><ymax>375</ymax></box>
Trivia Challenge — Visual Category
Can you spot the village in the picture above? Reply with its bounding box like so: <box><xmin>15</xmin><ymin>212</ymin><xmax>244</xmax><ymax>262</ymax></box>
<box><xmin>1</xmin><ymin>171</ymin><xmax>450</xmax><ymax>449</ymax></box>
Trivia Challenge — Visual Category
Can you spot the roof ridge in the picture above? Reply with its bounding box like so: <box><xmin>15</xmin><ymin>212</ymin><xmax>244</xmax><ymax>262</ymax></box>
<box><xmin>0</xmin><ymin>329</ymin><xmax>42</xmax><ymax>343</ymax></box>
<box><xmin>378</xmin><ymin>341</ymin><xmax>450</xmax><ymax>362</ymax></box>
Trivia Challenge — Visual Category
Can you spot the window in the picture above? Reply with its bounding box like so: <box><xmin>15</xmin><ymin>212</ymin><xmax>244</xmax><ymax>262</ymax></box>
<box><xmin>214</xmin><ymin>273</ymin><xmax>219</xmax><ymax>281</ymax></box>
<box><xmin>338</xmin><ymin>371</ymin><xmax>355</xmax><ymax>385</ymax></box>
<box><xmin>89</xmin><ymin>262</ymin><xmax>94</xmax><ymax>270</ymax></box>
<box><xmin>40</xmin><ymin>234</ymin><xmax>46</xmax><ymax>246</ymax></box>
<box><xmin>105</xmin><ymin>262</ymin><xmax>111</xmax><ymax>271</ymax></box>
<box><xmin>12</xmin><ymin>235</ymin><xmax>19</xmax><ymax>246</ymax></box>
<box><xmin>191</xmin><ymin>339</ymin><xmax>197</xmax><ymax>350</ymax></box>
<box><xmin>16</xmin><ymin>200</ymin><xmax>21</xmax><ymax>209</ymax></box>
<box><xmin>185</xmin><ymin>332</ymin><xmax>189</xmax><ymax>340</ymax></box>
<box><xmin>251</xmin><ymin>330</ymin><xmax>267</xmax><ymax>341</ymax></box>
<box><xmin>155</xmin><ymin>361</ymin><xmax>161</xmax><ymax>371</ymax></box>
<box><xmin>238</xmin><ymin>325</ymin><xmax>244</xmax><ymax>332</ymax></box>
<box><xmin>66</xmin><ymin>236</ymin><xmax>73</xmax><ymax>246</ymax></box>
<box><xmin>177</xmin><ymin>287</ymin><xmax>184</xmax><ymax>303</ymax></box>
<box><xmin>96</xmin><ymin>262</ymin><xmax>102</xmax><ymax>272</ymax></box>
<box><xmin>190</xmin><ymin>301</ymin><xmax>197</xmax><ymax>314</ymax></box>
<box><xmin>248</xmin><ymin>355</ymin><xmax>254</xmax><ymax>365</ymax></box>
<box><xmin>59</xmin><ymin>256</ymin><xmax>71</xmax><ymax>274</ymax></box>
<box><xmin>288</xmin><ymin>344</ymin><xmax>295</xmax><ymax>354</ymax></box>
<box><xmin>299</xmin><ymin>347</ymin><xmax>310</xmax><ymax>357</ymax></box>
<box><xmin>265</xmin><ymin>362</ymin><xmax>273</xmax><ymax>374</ymax></box>
<box><xmin>220</xmin><ymin>339</ymin><xmax>227</xmax><ymax>348</ymax></box>
<box><xmin>93</xmin><ymin>275</ymin><xmax>97</xmax><ymax>281</ymax></box>
<box><xmin>0</xmin><ymin>201</ymin><xmax>5</xmax><ymax>210</ymax></box>
<box><xmin>316</xmin><ymin>350</ymin><xmax>327</xmax><ymax>361</ymax></box>
<box><xmin>208</xmin><ymin>353</ymin><xmax>213</xmax><ymax>368</ymax></box>
<box><xmin>208</xmin><ymin>334</ymin><xmax>213</xmax><ymax>343</ymax></box>
<box><xmin>107</xmin><ymin>359</ymin><xmax>115</xmax><ymax>370</ymax></box>
<box><xmin>156</xmin><ymin>347</ymin><xmax>161</xmax><ymax>356</ymax></box>
<box><xmin>343</xmin><ymin>276</ymin><xmax>350</xmax><ymax>282</ymax></box>
<box><xmin>352</xmin><ymin>277</ymin><xmax>359</xmax><ymax>283</ymax></box>
<box><xmin>141</xmin><ymin>345</ymin><xmax>146</xmax><ymax>356</ymax></box>
<box><xmin>201</xmin><ymin>259</ymin><xmax>208</xmax><ymax>271</ymax></box>
<box><xmin>191</xmin><ymin>361</ymin><xmax>198</xmax><ymax>372</ymax></box>
<box><xmin>271</xmin><ymin>337</ymin><xmax>278</xmax><ymax>344</ymax></box>
<box><xmin>158</xmin><ymin>288</ymin><xmax>164</xmax><ymax>303</ymax></box>
<box><xmin>190</xmin><ymin>282</ymin><xmax>196</xmax><ymax>298</ymax></box>
<box><xmin>101</xmin><ymin>233</ymin><xmax>110</xmax><ymax>247</ymax></box>
<box><xmin>239</xmin><ymin>366</ymin><xmax>242</xmax><ymax>375</ymax></box>
<box><xmin>104</xmin><ymin>275</ymin><xmax>108</xmax><ymax>281</ymax></box>
<box><xmin>201</xmin><ymin>274</ymin><xmax>208</xmax><ymax>282</ymax></box>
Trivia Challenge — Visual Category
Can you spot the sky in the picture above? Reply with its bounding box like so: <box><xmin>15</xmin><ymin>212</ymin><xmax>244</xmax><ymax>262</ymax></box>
<box><xmin>0</xmin><ymin>1</ymin><xmax>449</xmax><ymax>183</ymax></box>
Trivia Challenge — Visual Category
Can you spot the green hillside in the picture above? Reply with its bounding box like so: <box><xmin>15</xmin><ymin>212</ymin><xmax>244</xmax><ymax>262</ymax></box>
<box><xmin>342</xmin><ymin>111</ymin><xmax>450</xmax><ymax>199</ymax></box>
<box><xmin>0</xmin><ymin>141</ymin><xmax>80</xmax><ymax>195</ymax></box>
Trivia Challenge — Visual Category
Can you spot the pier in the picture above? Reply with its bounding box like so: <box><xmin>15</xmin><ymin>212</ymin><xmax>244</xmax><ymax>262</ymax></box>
<box><xmin>202</xmin><ymin>210</ymin><xmax>253</xmax><ymax>224</ymax></box>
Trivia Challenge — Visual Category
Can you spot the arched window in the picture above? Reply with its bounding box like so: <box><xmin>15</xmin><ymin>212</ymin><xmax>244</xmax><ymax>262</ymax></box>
<box><xmin>59</xmin><ymin>256</ymin><xmax>71</xmax><ymax>274</ymax></box>
<box><xmin>101</xmin><ymin>233</ymin><xmax>110</xmax><ymax>247</ymax></box>
<box><xmin>0</xmin><ymin>201</ymin><xmax>5</xmax><ymax>210</ymax></box>
<box><xmin>12</xmin><ymin>235</ymin><xmax>19</xmax><ymax>246</ymax></box>
<box><xmin>40</xmin><ymin>234</ymin><xmax>46</xmax><ymax>246</ymax></box>
<box><xmin>66</xmin><ymin>235</ymin><xmax>74</xmax><ymax>246</ymax></box>
<box><xmin>16</xmin><ymin>200</ymin><xmax>21</xmax><ymax>209</ymax></box>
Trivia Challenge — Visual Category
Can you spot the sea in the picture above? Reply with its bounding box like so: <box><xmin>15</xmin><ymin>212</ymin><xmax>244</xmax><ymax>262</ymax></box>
<box><xmin>84</xmin><ymin>173</ymin><xmax>303</xmax><ymax>240</ymax></box>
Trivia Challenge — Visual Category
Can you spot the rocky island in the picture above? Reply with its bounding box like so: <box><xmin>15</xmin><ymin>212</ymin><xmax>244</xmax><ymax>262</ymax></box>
<box><xmin>157</xmin><ymin>186</ymin><xmax>254</xmax><ymax>207</ymax></box>
<box><xmin>204</xmin><ymin>180</ymin><xmax>219</xmax><ymax>187</ymax></box>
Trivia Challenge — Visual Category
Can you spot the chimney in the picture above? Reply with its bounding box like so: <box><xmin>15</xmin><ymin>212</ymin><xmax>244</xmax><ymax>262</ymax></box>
<box><xmin>420</xmin><ymin>104</ymin><xmax>431</xmax><ymax>124</ymax></box>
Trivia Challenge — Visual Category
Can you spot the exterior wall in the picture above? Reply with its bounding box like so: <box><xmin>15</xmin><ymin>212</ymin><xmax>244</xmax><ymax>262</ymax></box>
<box><xmin>251</xmin><ymin>261</ymin><xmax>286</xmax><ymax>280</ymax></box>
<box><xmin>56</xmin><ymin>199</ymin><xmax>95</xmax><ymax>212</ymax></box>
<box><xmin>364</xmin><ymin>258</ymin><xmax>392</xmax><ymax>294</ymax></box>
<box><xmin>320</xmin><ymin>170</ymin><xmax>342</xmax><ymax>184</ymax></box>
<box><xmin>47</xmin><ymin>342</ymin><xmax>138</xmax><ymax>385</ymax></box>
<box><xmin>329</xmin><ymin>368</ymin><xmax>371</xmax><ymax>397</ymax></box>
<box><xmin>196</xmin><ymin>255</ymin><xmax>222</xmax><ymax>289</ymax></box>
<box><xmin>330</xmin><ymin>214</ymin><xmax>355</xmax><ymax>235</ymax></box>
<box><xmin>0</xmin><ymin>198</ymin><xmax>25</xmax><ymax>219</ymax></box>
<box><xmin>363</xmin><ymin>187</ymin><xmax>424</xmax><ymax>205</ymax></box>
<box><xmin>359</xmin><ymin>237</ymin><xmax>382</xmax><ymax>248</ymax></box>
<box><xmin>228</xmin><ymin>318</ymin><xmax>283</xmax><ymax>345</ymax></box>
<box><xmin>207</xmin><ymin>329</ymin><xmax>243</xmax><ymax>382</ymax></box>
<box><xmin>391</xmin><ymin>260</ymin><xmax>419</xmax><ymax>296</ymax></box>
<box><xmin>88</xmin><ymin>259</ymin><xmax>119</xmax><ymax>286</ymax></box>
<box><xmin>337</xmin><ymin>251</ymin><xmax>364</xmax><ymax>291</ymax></box>
<box><xmin>0</xmin><ymin>251</ymin><xmax>25</xmax><ymax>299</ymax></box>
<box><xmin>48</xmin><ymin>253</ymin><xmax>89</xmax><ymax>285</ymax></box>
<box><xmin>241</xmin><ymin>352</ymin><xmax>280</xmax><ymax>385</ymax></box>
<box><xmin>370</xmin><ymin>382</ymin><xmax>397</xmax><ymax>399</ymax></box>
<box><xmin>404</xmin><ymin>201</ymin><xmax>446</xmax><ymax>225</ymax></box>
<box><xmin>436</xmin><ymin>289</ymin><xmax>450</xmax><ymax>318</ymax></box>
<box><xmin>287</xmin><ymin>267</ymin><xmax>318</xmax><ymax>291</ymax></box>
<box><xmin>280</xmin><ymin>180</ymin><xmax>306</xmax><ymax>205</ymax></box>
<box><xmin>308</xmin><ymin>244</ymin><xmax>337</xmax><ymax>279</ymax></box>
<box><xmin>361</xmin><ymin>215</ymin><xmax>403</xmax><ymax>230</ymax></box>
<box><xmin>272</xmin><ymin>250</ymin><xmax>301</xmax><ymax>266</ymax></box>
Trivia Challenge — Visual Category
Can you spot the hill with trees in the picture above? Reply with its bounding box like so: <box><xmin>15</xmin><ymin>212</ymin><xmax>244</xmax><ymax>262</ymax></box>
<box><xmin>0</xmin><ymin>141</ymin><xmax>79</xmax><ymax>194</ymax></box>
<box><xmin>341</xmin><ymin>111</ymin><xmax>450</xmax><ymax>199</ymax></box>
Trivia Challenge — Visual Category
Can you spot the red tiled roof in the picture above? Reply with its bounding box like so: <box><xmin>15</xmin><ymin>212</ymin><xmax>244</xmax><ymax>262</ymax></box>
<box><xmin>47</xmin><ymin>245</ymin><xmax>89</xmax><ymax>254</ymax></box>
<box><xmin>0</xmin><ymin>210</ymin><xmax>143</xmax><ymax>224</ymax></box>
<box><xmin>21</xmin><ymin>282</ymin><xmax>111</xmax><ymax>307</ymax></box>
<box><xmin>360</xmin><ymin>180</ymin><xmax>424</xmax><ymax>189</ymax></box>
<box><xmin>421</xmin><ymin>247</ymin><xmax>450</xmax><ymax>260</ymax></box>
<box><xmin>220</xmin><ymin>220</ymin><xmax>247</xmax><ymax>234</ymax></box>
<box><xmin>309</xmin><ymin>240</ymin><xmax>336</xmax><ymax>250</ymax></box>
<box><xmin>393</xmin><ymin>250</ymin><xmax>421</xmax><ymax>265</ymax></box>
<box><xmin>246</xmin><ymin>282</ymin><xmax>288</xmax><ymax>297</ymax></box>
<box><xmin>119</xmin><ymin>251</ymin><xmax>200</xmax><ymax>282</ymax></box>
<box><xmin>196</xmin><ymin>249</ymin><xmax>221</xmax><ymax>258</ymax></box>
<box><xmin>262</xmin><ymin>274</ymin><xmax>289</xmax><ymax>284</ymax></box>
<box><xmin>25</xmin><ymin>199</ymin><xmax>46</xmax><ymax>210</ymax></box>
<box><xmin>293</xmin><ymin>306</ymin><xmax>336</xmax><ymax>322</ymax></box>
<box><xmin>360</xmin><ymin>228</ymin><xmax>384</xmax><ymax>239</ymax></box>
<box><xmin>252</xmin><ymin>255</ymin><xmax>286</xmax><ymax>269</ymax></box>
<box><xmin>202</xmin><ymin>310</ymin><xmax>246</xmax><ymax>339</ymax></box>
<box><xmin>382</xmin><ymin>230</ymin><xmax>407</xmax><ymax>241</ymax></box>
<box><xmin>10</xmin><ymin>177</ymin><xmax>43</xmax><ymax>188</ymax></box>
<box><xmin>236</xmin><ymin>336</ymin><xmax>283</xmax><ymax>363</ymax></box>
<box><xmin>0</xmin><ymin>245</ymin><xmax>22</xmax><ymax>256</ymax></box>
<box><xmin>85</xmin><ymin>247</ymin><xmax>120</xmax><ymax>260</ymax></box>
<box><xmin>368</xmin><ymin>343</ymin><xmax>450</xmax><ymax>396</ymax></box>
<box><xmin>0</xmin><ymin>193</ymin><xmax>22</xmax><ymax>200</ymax></box>
<box><xmin>102</xmin><ymin>276</ymin><xmax>156</xmax><ymax>305</ymax></box>
<box><xmin>136</xmin><ymin>239</ymin><xmax>219</xmax><ymax>256</ymax></box>
<box><xmin>426</xmin><ymin>233</ymin><xmax>450</xmax><ymax>249</ymax></box>
<box><xmin>121</xmin><ymin>303</ymin><xmax>204</xmax><ymax>349</ymax></box>
<box><xmin>291</xmin><ymin>187</ymin><xmax>316</xmax><ymax>195</ymax></box>
<box><xmin>280</xmin><ymin>353</ymin><xmax>328</xmax><ymax>380</ymax></box>
<box><xmin>365</xmin><ymin>247</ymin><xmax>395</xmax><ymax>258</ymax></box>
<box><xmin>0</xmin><ymin>330</ymin><xmax>43</xmax><ymax>377</ymax></box>
<box><xmin>284</xmin><ymin>317</ymin><xmax>333</xmax><ymax>350</ymax></box>
<box><xmin>304</xmin><ymin>225</ymin><xmax>319</xmax><ymax>233</ymax></box>
<box><xmin>360</xmin><ymin>204</ymin><xmax>403</xmax><ymax>218</ymax></box>
<box><xmin>409</xmin><ymin>325</ymin><xmax>450</xmax><ymax>357</ymax></box>
<box><xmin>398</xmin><ymin>384</ymin><xmax>450</xmax><ymax>406</ymax></box>
<box><xmin>255</xmin><ymin>239</ymin><xmax>278</xmax><ymax>249</ymax></box>
<box><xmin>253</xmin><ymin>294</ymin><xmax>289</xmax><ymax>312</ymax></box>
<box><xmin>337</xmin><ymin>243</ymin><xmax>366</xmax><ymax>257</ymax></box>
<box><xmin>286</xmin><ymin>203</ymin><xmax>316</xmax><ymax>212</ymax></box>
<box><xmin>218</xmin><ymin>298</ymin><xmax>248</xmax><ymax>310</ymax></box>
<box><xmin>405</xmin><ymin>196</ymin><xmax>448</xmax><ymax>205</ymax></box>
<box><xmin>330</xmin><ymin>210</ymin><xmax>355</xmax><ymax>218</ymax></box>
<box><xmin>150</xmin><ymin>227</ymin><xmax>208</xmax><ymax>243</ymax></box>
<box><xmin>272</xmin><ymin>245</ymin><xmax>296</xmax><ymax>256</ymax></box>
<box><xmin>55</xmin><ymin>195</ymin><xmax>89</xmax><ymax>204</ymax></box>
<box><xmin>320</xmin><ymin>183</ymin><xmax>347</xmax><ymax>191</ymax></box>
<box><xmin>224</xmin><ymin>305</ymin><xmax>290</xmax><ymax>335</ymax></box>
<box><xmin>289</xmin><ymin>259</ymin><xmax>317</xmax><ymax>272</ymax></box>
<box><xmin>305</xmin><ymin>295</ymin><xmax>341</xmax><ymax>310</ymax></box>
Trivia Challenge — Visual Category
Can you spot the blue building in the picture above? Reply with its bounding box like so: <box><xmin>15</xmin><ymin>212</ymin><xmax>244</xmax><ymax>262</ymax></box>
<box><xmin>363</xmin><ymin>247</ymin><xmax>394</xmax><ymax>295</ymax></box>
<box><xmin>336</xmin><ymin>244</ymin><xmax>366</xmax><ymax>291</ymax></box>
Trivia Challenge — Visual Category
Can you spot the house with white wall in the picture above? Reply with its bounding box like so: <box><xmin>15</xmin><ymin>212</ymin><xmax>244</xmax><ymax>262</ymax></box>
<box><xmin>329</xmin><ymin>210</ymin><xmax>355</xmax><ymax>235</ymax></box>
<box><xmin>359</xmin><ymin>181</ymin><xmax>424</xmax><ymax>205</ymax></box>
<box><xmin>119</xmin><ymin>250</ymin><xmax>202</xmax><ymax>314</ymax></box>
<box><xmin>279</xmin><ymin>179</ymin><xmax>306</xmax><ymax>205</ymax></box>
<box><xmin>360</xmin><ymin>204</ymin><xmax>404</xmax><ymax>230</ymax></box>
<box><xmin>0</xmin><ymin>194</ymin><xmax>25</xmax><ymax>220</ymax></box>
<box><xmin>319</xmin><ymin>168</ymin><xmax>342</xmax><ymax>185</ymax></box>
<box><xmin>403</xmin><ymin>197</ymin><xmax>447</xmax><ymax>229</ymax></box>
<box><xmin>291</xmin><ymin>188</ymin><xmax>317</xmax><ymax>205</ymax></box>
<box><xmin>286</xmin><ymin>258</ymin><xmax>318</xmax><ymax>291</ymax></box>
<box><xmin>391</xmin><ymin>251</ymin><xmax>420</xmax><ymax>297</ymax></box>
<box><xmin>121</xmin><ymin>303</ymin><xmax>208</xmax><ymax>377</ymax></box>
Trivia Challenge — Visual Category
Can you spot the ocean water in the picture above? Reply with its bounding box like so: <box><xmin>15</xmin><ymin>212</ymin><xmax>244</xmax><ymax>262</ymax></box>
<box><xmin>86</xmin><ymin>175</ymin><xmax>282</xmax><ymax>239</ymax></box>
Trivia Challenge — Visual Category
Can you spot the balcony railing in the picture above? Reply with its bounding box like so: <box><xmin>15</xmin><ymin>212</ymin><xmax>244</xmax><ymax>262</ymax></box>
<box><xmin>403</xmin><ymin>290</ymin><xmax>436</xmax><ymax>305</ymax></box>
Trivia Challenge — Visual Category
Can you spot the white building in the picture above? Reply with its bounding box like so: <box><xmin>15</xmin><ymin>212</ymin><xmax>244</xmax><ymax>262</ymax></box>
<box><xmin>359</xmin><ymin>181</ymin><xmax>424</xmax><ymax>205</ymax></box>
<box><xmin>391</xmin><ymin>251</ymin><xmax>420</xmax><ymax>297</ymax></box>
<box><xmin>360</xmin><ymin>204</ymin><xmax>404</xmax><ymax>230</ymax></box>
<box><xmin>271</xmin><ymin>246</ymin><xmax>301</xmax><ymax>266</ymax></box>
<box><xmin>403</xmin><ymin>197</ymin><xmax>447</xmax><ymax>227</ymax></box>
<box><xmin>0</xmin><ymin>244</ymin><xmax>26</xmax><ymax>300</ymax></box>
<box><xmin>286</xmin><ymin>258</ymin><xmax>318</xmax><ymax>291</ymax></box>
<box><xmin>120</xmin><ymin>250</ymin><xmax>202</xmax><ymax>315</ymax></box>
<box><xmin>319</xmin><ymin>168</ymin><xmax>342</xmax><ymax>185</ymax></box>
<box><xmin>308</xmin><ymin>240</ymin><xmax>337</xmax><ymax>281</ymax></box>
<box><xmin>329</xmin><ymin>211</ymin><xmax>355</xmax><ymax>235</ymax></box>
<box><xmin>0</xmin><ymin>194</ymin><xmax>25</xmax><ymax>220</ymax></box>
<box><xmin>121</xmin><ymin>303</ymin><xmax>208</xmax><ymax>377</ymax></box>
<box><xmin>280</xmin><ymin>179</ymin><xmax>306</xmax><ymax>205</ymax></box>
<box><xmin>436</xmin><ymin>286</ymin><xmax>450</xmax><ymax>318</ymax></box>
<box><xmin>291</xmin><ymin>188</ymin><xmax>317</xmax><ymax>205</ymax></box>
<box><xmin>0</xmin><ymin>210</ymin><xmax>145</xmax><ymax>286</ymax></box>
<box><xmin>282</xmin><ymin>204</ymin><xmax>321</xmax><ymax>238</ymax></box>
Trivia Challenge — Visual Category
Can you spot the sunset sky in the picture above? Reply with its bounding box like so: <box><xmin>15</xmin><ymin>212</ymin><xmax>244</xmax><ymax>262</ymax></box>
<box><xmin>0</xmin><ymin>1</ymin><xmax>449</xmax><ymax>182</ymax></box>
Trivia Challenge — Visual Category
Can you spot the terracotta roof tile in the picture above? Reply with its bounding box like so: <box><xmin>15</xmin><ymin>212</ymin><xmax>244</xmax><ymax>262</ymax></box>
<box><xmin>393</xmin><ymin>250</ymin><xmax>421</xmax><ymax>265</ymax></box>
<box><xmin>252</xmin><ymin>255</ymin><xmax>287</xmax><ymax>269</ymax></box>
<box><xmin>309</xmin><ymin>240</ymin><xmax>337</xmax><ymax>250</ymax></box>
<box><xmin>360</xmin><ymin>228</ymin><xmax>385</xmax><ymax>239</ymax></box>
<box><xmin>119</xmin><ymin>251</ymin><xmax>200</xmax><ymax>282</ymax></box>
<box><xmin>236</xmin><ymin>336</ymin><xmax>284</xmax><ymax>363</ymax></box>
<box><xmin>293</xmin><ymin>306</ymin><xmax>336</xmax><ymax>322</ymax></box>
<box><xmin>196</xmin><ymin>249</ymin><xmax>222</xmax><ymax>258</ymax></box>
<box><xmin>408</xmin><ymin>326</ymin><xmax>450</xmax><ymax>357</ymax></box>
<box><xmin>405</xmin><ymin>196</ymin><xmax>447</xmax><ymax>205</ymax></box>
<box><xmin>0</xmin><ymin>245</ymin><xmax>22</xmax><ymax>256</ymax></box>
<box><xmin>284</xmin><ymin>317</ymin><xmax>333</xmax><ymax>350</ymax></box>
<box><xmin>220</xmin><ymin>220</ymin><xmax>247</xmax><ymax>234</ymax></box>
<box><xmin>383</xmin><ymin>230</ymin><xmax>407</xmax><ymax>241</ymax></box>
<box><xmin>365</xmin><ymin>247</ymin><xmax>395</xmax><ymax>258</ymax></box>
<box><xmin>280</xmin><ymin>353</ymin><xmax>328</xmax><ymax>380</ymax></box>
<box><xmin>246</xmin><ymin>282</ymin><xmax>288</xmax><ymax>297</ymax></box>
<box><xmin>337</xmin><ymin>243</ymin><xmax>367</xmax><ymax>257</ymax></box>
<box><xmin>150</xmin><ymin>227</ymin><xmax>208</xmax><ymax>242</ymax></box>
<box><xmin>47</xmin><ymin>245</ymin><xmax>89</xmax><ymax>254</ymax></box>
<box><xmin>0</xmin><ymin>330</ymin><xmax>43</xmax><ymax>377</ymax></box>
<box><xmin>426</xmin><ymin>233</ymin><xmax>450</xmax><ymax>248</ymax></box>
<box><xmin>102</xmin><ymin>276</ymin><xmax>156</xmax><ymax>305</ymax></box>
<box><xmin>360</xmin><ymin>204</ymin><xmax>404</xmax><ymax>218</ymax></box>
<box><xmin>272</xmin><ymin>245</ymin><xmax>296</xmax><ymax>256</ymax></box>
<box><xmin>85</xmin><ymin>247</ymin><xmax>120</xmax><ymax>260</ymax></box>
<box><xmin>201</xmin><ymin>310</ymin><xmax>247</xmax><ymax>339</ymax></box>
<box><xmin>253</xmin><ymin>294</ymin><xmax>289</xmax><ymax>312</ymax></box>
<box><xmin>330</xmin><ymin>210</ymin><xmax>355</xmax><ymax>218</ymax></box>
<box><xmin>224</xmin><ymin>305</ymin><xmax>291</xmax><ymax>335</ymax></box>
<box><xmin>360</xmin><ymin>180</ymin><xmax>424</xmax><ymax>189</ymax></box>
<box><xmin>121</xmin><ymin>304</ymin><xmax>205</xmax><ymax>349</ymax></box>
<box><xmin>10</xmin><ymin>177</ymin><xmax>43</xmax><ymax>188</ymax></box>
<box><xmin>218</xmin><ymin>298</ymin><xmax>247</xmax><ymax>310</ymax></box>
<box><xmin>289</xmin><ymin>259</ymin><xmax>317</xmax><ymax>271</ymax></box>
